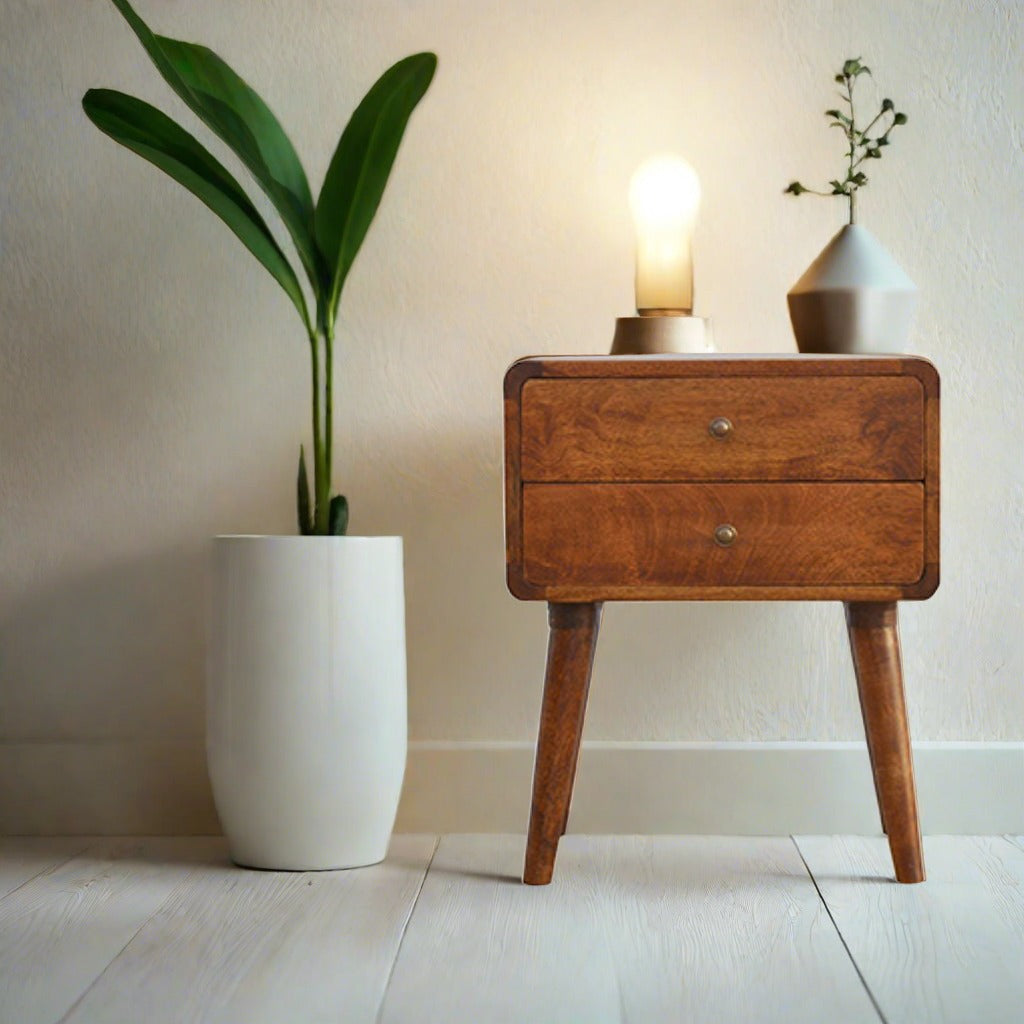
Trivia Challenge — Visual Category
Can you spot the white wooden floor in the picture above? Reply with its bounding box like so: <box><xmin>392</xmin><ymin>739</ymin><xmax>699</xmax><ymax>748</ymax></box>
<box><xmin>1</xmin><ymin>835</ymin><xmax>1022</xmax><ymax>1023</ymax></box>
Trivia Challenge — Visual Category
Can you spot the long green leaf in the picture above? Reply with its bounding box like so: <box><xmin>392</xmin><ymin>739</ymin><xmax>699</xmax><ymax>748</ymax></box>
<box><xmin>297</xmin><ymin>445</ymin><xmax>312</xmax><ymax>535</ymax></box>
<box><xmin>83</xmin><ymin>88</ymin><xmax>309</xmax><ymax>327</ymax></box>
<box><xmin>315</xmin><ymin>53</ymin><xmax>436</xmax><ymax>322</ymax></box>
<box><xmin>156</xmin><ymin>38</ymin><xmax>321</xmax><ymax>291</ymax></box>
<box><xmin>107</xmin><ymin>0</ymin><xmax>320</xmax><ymax>295</ymax></box>
<box><xmin>328</xmin><ymin>494</ymin><xmax>349</xmax><ymax>536</ymax></box>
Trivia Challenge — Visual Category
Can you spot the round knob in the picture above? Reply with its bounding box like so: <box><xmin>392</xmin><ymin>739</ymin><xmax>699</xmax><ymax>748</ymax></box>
<box><xmin>708</xmin><ymin>416</ymin><xmax>733</xmax><ymax>439</ymax></box>
<box><xmin>714</xmin><ymin>524</ymin><xmax>737</xmax><ymax>547</ymax></box>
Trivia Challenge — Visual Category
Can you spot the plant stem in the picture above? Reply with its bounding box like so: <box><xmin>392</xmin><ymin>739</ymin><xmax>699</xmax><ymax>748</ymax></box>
<box><xmin>309</xmin><ymin>328</ymin><xmax>328</xmax><ymax>533</ymax></box>
<box><xmin>325</xmin><ymin>321</ymin><xmax>334</xmax><ymax>525</ymax></box>
<box><xmin>845</xmin><ymin>74</ymin><xmax>857</xmax><ymax>224</ymax></box>
<box><xmin>861</xmin><ymin>109</ymin><xmax>884</xmax><ymax>137</ymax></box>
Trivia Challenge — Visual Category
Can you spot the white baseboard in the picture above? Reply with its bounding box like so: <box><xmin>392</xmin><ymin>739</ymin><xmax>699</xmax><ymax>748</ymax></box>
<box><xmin>1</xmin><ymin>739</ymin><xmax>1021</xmax><ymax>835</ymax></box>
<box><xmin>0</xmin><ymin>738</ymin><xmax>218</xmax><ymax>835</ymax></box>
<box><xmin>396</xmin><ymin>741</ymin><xmax>1024</xmax><ymax>836</ymax></box>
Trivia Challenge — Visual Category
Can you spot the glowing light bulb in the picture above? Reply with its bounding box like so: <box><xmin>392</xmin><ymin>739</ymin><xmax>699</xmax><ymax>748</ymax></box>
<box><xmin>628</xmin><ymin>155</ymin><xmax>701</xmax><ymax>315</ymax></box>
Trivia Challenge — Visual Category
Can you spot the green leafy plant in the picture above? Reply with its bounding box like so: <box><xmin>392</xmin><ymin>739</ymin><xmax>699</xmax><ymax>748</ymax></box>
<box><xmin>82</xmin><ymin>0</ymin><xmax>436</xmax><ymax>535</ymax></box>
<box><xmin>785</xmin><ymin>57</ymin><xmax>907</xmax><ymax>226</ymax></box>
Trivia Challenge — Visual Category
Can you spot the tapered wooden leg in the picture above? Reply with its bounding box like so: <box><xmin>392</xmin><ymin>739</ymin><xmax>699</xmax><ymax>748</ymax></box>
<box><xmin>559</xmin><ymin>624</ymin><xmax>595</xmax><ymax>839</ymax></box>
<box><xmin>845</xmin><ymin>601</ymin><xmax>925</xmax><ymax>883</ymax></box>
<box><xmin>524</xmin><ymin>602</ymin><xmax>601</xmax><ymax>885</ymax></box>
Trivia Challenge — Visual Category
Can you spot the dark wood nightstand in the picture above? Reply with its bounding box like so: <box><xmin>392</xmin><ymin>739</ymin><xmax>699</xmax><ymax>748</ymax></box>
<box><xmin>504</xmin><ymin>355</ymin><xmax>939</xmax><ymax>885</ymax></box>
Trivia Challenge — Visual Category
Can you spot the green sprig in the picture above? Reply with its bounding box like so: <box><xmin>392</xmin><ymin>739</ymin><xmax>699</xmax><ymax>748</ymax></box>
<box><xmin>785</xmin><ymin>57</ymin><xmax>908</xmax><ymax>224</ymax></box>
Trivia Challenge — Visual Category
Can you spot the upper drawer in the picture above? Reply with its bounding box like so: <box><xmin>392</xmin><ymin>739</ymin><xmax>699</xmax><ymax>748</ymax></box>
<box><xmin>520</xmin><ymin>376</ymin><xmax>924</xmax><ymax>482</ymax></box>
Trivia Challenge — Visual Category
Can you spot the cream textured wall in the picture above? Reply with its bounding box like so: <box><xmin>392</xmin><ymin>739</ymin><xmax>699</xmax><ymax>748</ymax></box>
<box><xmin>1</xmin><ymin>0</ymin><xmax>1022</xmax><ymax>831</ymax></box>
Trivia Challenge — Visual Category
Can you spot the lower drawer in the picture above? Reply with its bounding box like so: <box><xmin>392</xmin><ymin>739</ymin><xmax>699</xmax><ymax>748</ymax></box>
<box><xmin>522</xmin><ymin>482</ymin><xmax>925</xmax><ymax>589</ymax></box>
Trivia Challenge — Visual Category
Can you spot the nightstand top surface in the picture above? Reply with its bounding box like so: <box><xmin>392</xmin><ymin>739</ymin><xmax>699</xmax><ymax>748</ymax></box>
<box><xmin>505</xmin><ymin>353</ymin><xmax>938</xmax><ymax>396</ymax></box>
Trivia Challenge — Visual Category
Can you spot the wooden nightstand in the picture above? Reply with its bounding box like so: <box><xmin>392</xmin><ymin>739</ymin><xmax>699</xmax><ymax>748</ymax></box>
<box><xmin>504</xmin><ymin>355</ymin><xmax>939</xmax><ymax>885</ymax></box>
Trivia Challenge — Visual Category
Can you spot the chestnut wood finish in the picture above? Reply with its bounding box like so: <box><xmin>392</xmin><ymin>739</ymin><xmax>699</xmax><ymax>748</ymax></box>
<box><xmin>504</xmin><ymin>355</ymin><xmax>940</xmax><ymax>887</ymax></box>
<box><xmin>845</xmin><ymin>602</ymin><xmax>925</xmax><ymax>883</ymax></box>
<box><xmin>523</xmin><ymin>482</ymin><xmax>925</xmax><ymax>590</ymax></box>
<box><xmin>524</xmin><ymin>603</ymin><xmax>602</xmax><ymax>885</ymax></box>
<box><xmin>521</xmin><ymin>376</ymin><xmax>925</xmax><ymax>483</ymax></box>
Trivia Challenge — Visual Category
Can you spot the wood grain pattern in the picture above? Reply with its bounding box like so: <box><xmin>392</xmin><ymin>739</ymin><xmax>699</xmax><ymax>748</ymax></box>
<box><xmin>382</xmin><ymin>834</ymin><xmax>879</xmax><ymax>1024</ymax></box>
<box><xmin>581</xmin><ymin>835</ymin><xmax>881</xmax><ymax>1023</ymax></box>
<box><xmin>0</xmin><ymin>837</ymin><xmax>90</xmax><ymax>901</ymax></box>
<box><xmin>60</xmin><ymin>834</ymin><xmax>437</xmax><ymax>1024</ymax></box>
<box><xmin>508</xmin><ymin>353</ymin><xmax>938</xmax><ymax>382</ymax></box>
<box><xmin>504</xmin><ymin>355</ymin><xmax>940</xmax><ymax>605</ymax></box>
<box><xmin>845</xmin><ymin>603</ymin><xmax>924</xmax><ymax>883</ymax></box>
<box><xmin>523</xmin><ymin>482</ymin><xmax>925</xmax><ymax>589</ymax></box>
<box><xmin>4</xmin><ymin>834</ymin><xmax>1023</xmax><ymax>1022</ymax></box>
<box><xmin>522</xmin><ymin>376</ymin><xmax>924</xmax><ymax>482</ymax></box>
<box><xmin>381</xmin><ymin>834</ymin><xmax>623</xmax><ymax>1024</ymax></box>
<box><xmin>796</xmin><ymin>835</ymin><xmax>1024</xmax><ymax>1024</ymax></box>
<box><xmin>922</xmin><ymin>365</ymin><xmax>941</xmax><ymax>585</ymax></box>
<box><xmin>0</xmin><ymin>837</ymin><xmax>223</xmax><ymax>1024</ymax></box>
<box><xmin>504</xmin><ymin>355</ymin><xmax>940</xmax><ymax>884</ymax></box>
<box><xmin>507</xmin><ymin>577</ymin><xmax>927</xmax><ymax>603</ymax></box>
<box><xmin>524</xmin><ymin>603</ymin><xmax>601</xmax><ymax>885</ymax></box>
<box><xmin>503</xmin><ymin>360</ymin><xmax>536</xmax><ymax>571</ymax></box>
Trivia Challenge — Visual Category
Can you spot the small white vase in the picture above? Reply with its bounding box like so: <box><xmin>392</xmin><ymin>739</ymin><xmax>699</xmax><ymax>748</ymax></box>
<box><xmin>787</xmin><ymin>224</ymin><xmax>917</xmax><ymax>354</ymax></box>
<box><xmin>207</xmin><ymin>535</ymin><xmax>407</xmax><ymax>870</ymax></box>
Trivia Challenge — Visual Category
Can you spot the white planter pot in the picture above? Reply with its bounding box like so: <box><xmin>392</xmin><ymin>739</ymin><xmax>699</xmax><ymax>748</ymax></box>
<box><xmin>207</xmin><ymin>536</ymin><xmax>406</xmax><ymax>870</ymax></box>
<box><xmin>787</xmin><ymin>224</ymin><xmax>917</xmax><ymax>354</ymax></box>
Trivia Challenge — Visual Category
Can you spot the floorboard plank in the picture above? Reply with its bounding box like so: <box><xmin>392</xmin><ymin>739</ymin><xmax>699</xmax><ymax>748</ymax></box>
<box><xmin>584</xmin><ymin>835</ymin><xmax>880</xmax><ymax>1024</ymax></box>
<box><xmin>61</xmin><ymin>834</ymin><xmax>437</xmax><ymax>1024</ymax></box>
<box><xmin>0</xmin><ymin>838</ymin><xmax>93</xmax><ymax>901</ymax></box>
<box><xmin>380</xmin><ymin>834</ymin><xmax>622</xmax><ymax>1024</ymax></box>
<box><xmin>380</xmin><ymin>834</ymin><xmax>879</xmax><ymax>1024</ymax></box>
<box><xmin>796</xmin><ymin>835</ymin><xmax>1024</xmax><ymax>1024</ymax></box>
<box><xmin>0</xmin><ymin>837</ymin><xmax>223</xmax><ymax>1024</ymax></box>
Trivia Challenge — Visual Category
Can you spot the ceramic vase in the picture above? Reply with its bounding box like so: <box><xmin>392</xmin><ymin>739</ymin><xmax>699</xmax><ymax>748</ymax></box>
<box><xmin>787</xmin><ymin>224</ymin><xmax>917</xmax><ymax>354</ymax></box>
<box><xmin>207</xmin><ymin>535</ymin><xmax>406</xmax><ymax>870</ymax></box>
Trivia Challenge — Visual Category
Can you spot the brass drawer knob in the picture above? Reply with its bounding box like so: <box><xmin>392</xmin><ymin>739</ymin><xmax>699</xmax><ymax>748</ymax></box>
<box><xmin>708</xmin><ymin>416</ymin><xmax>733</xmax><ymax>439</ymax></box>
<box><xmin>714</xmin><ymin>524</ymin><xmax>738</xmax><ymax>547</ymax></box>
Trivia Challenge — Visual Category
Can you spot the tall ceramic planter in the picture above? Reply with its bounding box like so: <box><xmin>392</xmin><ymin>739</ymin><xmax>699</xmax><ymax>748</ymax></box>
<box><xmin>787</xmin><ymin>224</ymin><xmax>917</xmax><ymax>354</ymax></box>
<box><xmin>207</xmin><ymin>536</ymin><xmax>406</xmax><ymax>870</ymax></box>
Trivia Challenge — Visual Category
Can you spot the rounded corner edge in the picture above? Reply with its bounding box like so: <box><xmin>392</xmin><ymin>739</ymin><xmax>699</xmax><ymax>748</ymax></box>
<box><xmin>903</xmin><ymin>355</ymin><xmax>940</xmax><ymax>397</ymax></box>
<box><xmin>904</xmin><ymin>563</ymin><xmax>940</xmax><ymax>600</ymax></box>
<box><xmin>503</xmin><ymin>358</ymin><xmax>545</xmax><ymax>400</ymax></box>
<box><xmin>506</xmin><ymin>564</ymin><xmax>543</xmax><ymax>602</ymax></box>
